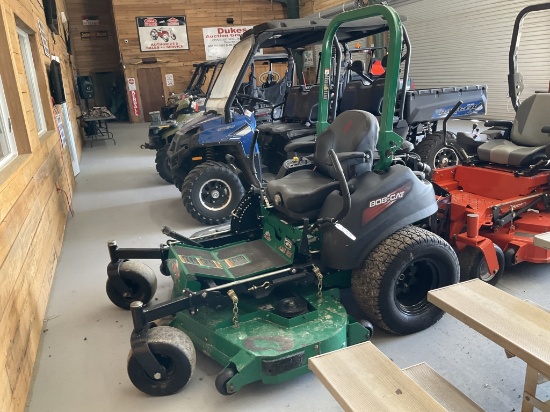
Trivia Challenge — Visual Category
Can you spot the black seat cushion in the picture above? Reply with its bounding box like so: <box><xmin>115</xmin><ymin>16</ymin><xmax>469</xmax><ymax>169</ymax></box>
<box><xmin>266</xmin><ymin>110</ymin><xmax>379</xmax><ymax>220</ymax></box>
<box><xmin>266</xmin><ymin>170</ymin><xmax>339</xmax><ymax>220</ymax></box>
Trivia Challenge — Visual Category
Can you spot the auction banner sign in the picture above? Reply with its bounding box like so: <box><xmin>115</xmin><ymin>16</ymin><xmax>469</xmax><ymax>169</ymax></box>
<box><xmin>202</xmin><ymin>26</ymin><xmax>253</xmax><ymax>60</ymax></box>
<box><xmin>136</xmin><ymin>16</ymin><xmax>189</xmax><ymax>52</ymax></box>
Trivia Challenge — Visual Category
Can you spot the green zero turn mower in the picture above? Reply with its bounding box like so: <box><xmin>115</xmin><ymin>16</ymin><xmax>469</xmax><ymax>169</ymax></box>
<box><xmin>105</xmin><ymin>4</ymin><xmax>459</xmax><ymax>397</ymax></box>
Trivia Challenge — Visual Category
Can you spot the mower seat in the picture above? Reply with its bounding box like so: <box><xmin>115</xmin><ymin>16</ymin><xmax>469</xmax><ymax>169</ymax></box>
<box><xmin>477</xmin><ymin>94</ymin><xmax>550</xmax><ymax>166</ymax></box>
<box><xmin>266</xmin><ymin>110</ymin><xmax>379</xmax><ymax>221</ymax></box>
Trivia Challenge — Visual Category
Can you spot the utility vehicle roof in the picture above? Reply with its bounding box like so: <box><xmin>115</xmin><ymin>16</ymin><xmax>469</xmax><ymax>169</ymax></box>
<box><xmin>242</xmin><ymin>15</ymin><xmax>406</xmax><ymax>49</ymax></box>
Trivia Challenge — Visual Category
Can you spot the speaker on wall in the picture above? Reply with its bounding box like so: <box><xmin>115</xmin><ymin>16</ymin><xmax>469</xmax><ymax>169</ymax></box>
<box><xmin>77</xmin><ymin>76</ymin><xmax>94</xmax><ymax>99</ymax></box>
<box><xmin>49</xmin><ymin>60</ymin><xmax>66</xmax><ymax>105</ymax></box>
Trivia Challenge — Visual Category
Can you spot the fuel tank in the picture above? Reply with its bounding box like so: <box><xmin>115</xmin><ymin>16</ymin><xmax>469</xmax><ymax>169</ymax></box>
<box><xmin>319</xmin><ymin>164</ymin><xmax>437</xmax><ymax>270</ymax></box>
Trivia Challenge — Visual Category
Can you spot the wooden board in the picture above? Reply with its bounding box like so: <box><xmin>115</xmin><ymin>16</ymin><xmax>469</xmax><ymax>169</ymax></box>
<box><xmin>137</xmin><ymin>67</ymin><xmax>165</xmax><ymax>121</ymax></box>
<box><xmin>403</xmin><ymin>363</ymin><xmax>483</xmax><ymax>412</ymax></box>
<box><xmin>0</xmin><ymin>1</ymin><xmax>78</xmax><ymax>411</ymax></box>
<box><xmin>308</xmin><ymin>342</ymin><xmax>447</xmax><ymax>412</ymax></box>
<box><xmin>428</xmin><ymin>279</ymin><xmax>550</xmax><ymax>379</ymax></box>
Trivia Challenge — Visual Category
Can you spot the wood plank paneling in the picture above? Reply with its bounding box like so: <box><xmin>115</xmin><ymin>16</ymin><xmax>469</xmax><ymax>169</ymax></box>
<box><xmin>0</xmin><ymin>0</ymin><xmax>80</xmax><ymax>411</ymax></box>
<box><xmin>111</xmin><ymin>0</ymin><xmax>285</xmax><ymax>122</ymax></box>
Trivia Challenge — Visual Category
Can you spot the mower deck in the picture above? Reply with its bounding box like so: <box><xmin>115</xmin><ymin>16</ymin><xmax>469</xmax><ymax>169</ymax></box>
<box><xmin>169</xmin><ymin>287</ymin><xmax>364</xmax><ymax>392</ymax></box>
<box><xmin>434</xmin><ymin>165</ymin><xmax>550</xmax><ymax>265</ymax></box>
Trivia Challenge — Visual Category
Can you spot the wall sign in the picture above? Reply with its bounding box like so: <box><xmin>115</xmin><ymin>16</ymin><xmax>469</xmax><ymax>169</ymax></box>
<box><xmin>136</xmin><ymin>16</ymin><xmax>189</xmax><ymax>52</ymax></box>
<box><xmin>82</xmin><ymin>15</ymin><xmax>100</xmax><ymax>25</ymax></box>
<box><xmin>130</xmin><ymin>90</ymin><xmax>140</xmax><ymax>116</ymax></box>
<box><xmin>56</xmin><ymin>113</ymin><xmax>67</xmax><ymax>148</ymax></box>
<box><xmin>128</xmin><ymin>78</ymin><xmax>140</xmax><ymax>116</ymax></box>
<box><xmin>165</xmin><ymin>74</ymin><xmax>174</xmax><ymax>87</ymax></box>
<box><xmin>37</xmin><ymin>19</ymin><xmax>50</xmax><ymax>57</ymax></box>
<box><xmin>303</xmin><ymin>50</ymin><xmax>314</xmax><ymax>67</ymax></box>
<box><xmin>202</xmin><ymin>26</ymin><xmax>252</xmax><ymax>60</ymax></box>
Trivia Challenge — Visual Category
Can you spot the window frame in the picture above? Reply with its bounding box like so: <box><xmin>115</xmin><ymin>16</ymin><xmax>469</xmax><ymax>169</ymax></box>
<box><xmin>0</xmin><ymin>74</ymin><xmax>18</xmax><ymax>170</ymax></box>
<box><xmin>17</xmin><ymin>26</ymin><xmax>47</xmax><ymax>137</ymax></box>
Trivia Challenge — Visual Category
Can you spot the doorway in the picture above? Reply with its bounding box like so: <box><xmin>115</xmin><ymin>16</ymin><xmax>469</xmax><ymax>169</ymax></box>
<box><xmin>137</xmin><ymin>67</ymin><xmax>165</xmax><ymax>122</ymax></box>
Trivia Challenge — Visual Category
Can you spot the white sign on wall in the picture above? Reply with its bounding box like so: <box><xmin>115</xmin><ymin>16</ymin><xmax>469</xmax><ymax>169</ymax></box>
<box><xmin>202</xmin><ymin>26</ymin><xmax>253</xmax><ymax>60</ymax></box>
<box><xmin>165</xmin><ymin>74</ymin><xmax>174</xmax><ymax>87</ymax></box>
<box><xmin>303</xmin><ymin>50</ymin><xmax>314</xmax><ymax>67</ymax></box>
<box><xmin>136</xmin><ymin>16</ymin><xmax>189</xmax><ymax>52</ymax></box>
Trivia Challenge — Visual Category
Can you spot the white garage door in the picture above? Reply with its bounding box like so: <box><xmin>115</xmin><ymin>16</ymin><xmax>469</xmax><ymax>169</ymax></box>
<box><xmin>391</xmin><ymin>0</ymin><xmax>550</xmax><ymax>119</ymax></box>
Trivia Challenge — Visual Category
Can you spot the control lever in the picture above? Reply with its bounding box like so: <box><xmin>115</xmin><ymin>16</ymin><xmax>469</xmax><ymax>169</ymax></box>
<box><xmin>162</xmin><ymin>226</ymin><xmax>202</xmax><ymax>247</ymax></box>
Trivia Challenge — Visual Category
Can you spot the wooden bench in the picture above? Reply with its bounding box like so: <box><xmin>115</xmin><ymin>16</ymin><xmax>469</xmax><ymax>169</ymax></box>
<box><xmin>428</xmin><ymin>279</ymin><xmax>550</xmax><ymax>412</ymax></box>
<box><xmin>308</xmin><ymin>341</ymin><xmax>483</xmax><ymax>412</ymax></box>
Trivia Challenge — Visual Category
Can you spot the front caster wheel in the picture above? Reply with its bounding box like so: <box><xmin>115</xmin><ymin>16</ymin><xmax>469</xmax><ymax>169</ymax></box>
<box><xmin>106</xmin><ymin>260</ymin><xmax>157</xmax><ymax>309</ymax></box>
<box><xmin>215</xmin><ymin>366</ymin><xmax>237</xmax><ymax>395</ymax></box>
<box><xmin>458</xmin><ymin>244</ymin><xmax>505</xmax><ymax>285</ymax></box>
<box><xmin>127</xmin><ymin>326</ymin><xmax>196</xmax><ymax>396</ymax></box>
<box><xmin>352</xmin><ymin>226</ymin><xmax>459</xmax><ymax>335</ymax></box>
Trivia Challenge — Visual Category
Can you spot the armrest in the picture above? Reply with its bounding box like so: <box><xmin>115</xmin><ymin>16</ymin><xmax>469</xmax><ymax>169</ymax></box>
<box><xmin>542</xmin><ymin>126</ymin><xmax>550</xmax><ymax>134</ymax></box>
<box><xmin>484</xmin><ymin>120</ymin><xmax>513</xmax><ymax>129</ymax></box>
<box><xmin>285</xmin><ymin>140</ymin><xmax>316</xmax><ymax>153</ymax></box>
<box><xmin>336</xmin><ymin>152</ymin><xmax>368</xmax><ymax>162</ymax></box>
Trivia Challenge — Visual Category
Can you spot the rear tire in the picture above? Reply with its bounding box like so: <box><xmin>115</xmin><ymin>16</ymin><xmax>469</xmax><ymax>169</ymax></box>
<box><xmin>458</xmin><ymin>244</ymin><xmax>505</xmax><ymax>285</ymax></box>
<box><xmin>415</xmin><ymin>132</ymin><xmax>460</xmax><ymax>171</ymax></box>
<box><xmin>155</xmin><ymin>146</ymin><xmax>173</xmax><ymax>184</ymax></box>
<box><xmin>352</xmin><ymin>226</ymin><xmax>459</xmax><ymax>335</ymax></box>
<box><xmin>182</xmin><ymin>161</ymin><xmax>245</xmax><ymax>225</ymax></box>
<box><xmin>127</xmin><ymin>326</ymin><xmax>196</xmax><ymax>396</ymax></box>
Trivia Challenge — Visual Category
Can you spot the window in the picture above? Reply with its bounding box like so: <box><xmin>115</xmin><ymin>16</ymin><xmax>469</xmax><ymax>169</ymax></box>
<box><xmin>17</xmin><ymin>27</ymin><xmax>47</xmax><ymax>136</ymax></box>
<box><xmin>0</xmin><ymin>75</ymin><xmax>17</xmax><ymax>170</ymax></box>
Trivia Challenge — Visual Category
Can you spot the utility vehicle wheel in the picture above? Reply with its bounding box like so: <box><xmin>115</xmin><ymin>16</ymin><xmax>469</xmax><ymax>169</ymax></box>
<box><xmin>215</xmin><ymin>367</ymin><xmax>237</xmax><ymax>396</ymax></box>
<box><xmin>106</xmin><ymin>261</ymin><xmax>157</xmax><ymax>310</ymax></box>
<box><xmin>155</xmin><ymin>147</ymin><xmax>173</xmax><ymax>184</ymax></box>
<box><xmin>415</xmin><ymin>132</ymin><xmax>459</xmax><ymax>171</ymax></box>
<box><xmin>127</xmin><ymin>326</ymin><xmax>196</xmax><ymax>396</ymax></box>
<box><xmin>458</xmin><ymin>244</ymin><xmax>505</xmax><ymax>285</ymax></box>
<box><xmin>352</xmin><ymin>226</ymin><xmax>459</xmax><ymax>335</ymax></box>
<box><xmin>182</xmin><ymin>161</ymin><xmax>245</xmax><ymax>225</ymax></box>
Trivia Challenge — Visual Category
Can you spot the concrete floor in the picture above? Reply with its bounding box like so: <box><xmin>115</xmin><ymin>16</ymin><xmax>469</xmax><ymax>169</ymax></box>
<box><xmin>26</xmin><ymin>122</ymin><xmax>549</xmax><ymax>412</ymax></box>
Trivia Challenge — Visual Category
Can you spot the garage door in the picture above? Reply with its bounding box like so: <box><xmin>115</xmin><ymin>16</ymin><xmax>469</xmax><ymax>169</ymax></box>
<box><xmin>391</xmin><ymin>0</ymin><xmax>550</xmax><ymax>119</ymax></box>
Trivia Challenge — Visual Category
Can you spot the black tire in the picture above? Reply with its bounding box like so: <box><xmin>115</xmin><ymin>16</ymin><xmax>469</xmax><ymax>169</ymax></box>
<box><xmin>106</xmin><ymin>261</ymin><xmax>157</xmax><ymax>310</ymax></box>
<box><xmin>351</xmin><ymin>226</ymin><xmax>459</xmax><ymax>335</ymax></box>
<box><xmin>458</xmin><ymin>244</ymin><xmax>505</xmax><ymax>285</ymax></box>
<box><xmin>414</xmin><ymin>132</ymin><xmax>460</xmax><ymax>171</ymax></box>
<box><xmin>155</xmin><ymin>147</ymin><xmax>173</xmax><ymax>184</ymax></box>
<box><xmin>181</xmin><ymin>161</ymin><xmax>245</xmax><ymax>225</ymax></box>
<box><xmin>127</xmin><ymin>326</ymin><xmax>196</xmax><ymax>396</ymax></box>
<box><xmin>215</xmin><ymin>367</ymin><xmax>237</xmax><ymax>396</ymax></box>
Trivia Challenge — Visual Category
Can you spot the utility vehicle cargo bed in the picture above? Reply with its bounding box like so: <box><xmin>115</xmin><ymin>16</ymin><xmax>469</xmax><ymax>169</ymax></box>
<box><xmin>405</xmin><ymin>85</ymin><xmax>487</xmax><ymax>124</ymax></box>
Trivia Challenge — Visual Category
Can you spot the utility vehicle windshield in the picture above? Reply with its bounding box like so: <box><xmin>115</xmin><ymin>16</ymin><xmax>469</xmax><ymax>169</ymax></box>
<box><xmin>206</xmin><ymin>36</ymin><xmax>254</xmax><ymax>113</ymax></box>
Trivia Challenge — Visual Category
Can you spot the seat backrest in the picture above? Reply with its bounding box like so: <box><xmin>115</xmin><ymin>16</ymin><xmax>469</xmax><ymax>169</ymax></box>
<box><xmin>339</xmin><ymin>79</ymin><xmax>386</xmax><ymax>116</ymax></box>
<box><xmin>282</xmin><ymin>85</ymin><xmax>319</xmax><ymax>123</ymax></box>
<box><xmin>511</xmin><ymin>94</ymin><xmax>550</xmax><ymax>146</ymax></box>
<box><xmin>314</xmin><ymin>110</ymin><xmax>379</xmax><ymax>180</ymax></box>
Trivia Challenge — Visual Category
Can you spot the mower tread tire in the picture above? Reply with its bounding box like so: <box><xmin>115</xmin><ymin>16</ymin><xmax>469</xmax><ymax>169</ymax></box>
<box><xmin>155</xmin><ymin>146</ymin><xmax>173</xmax><ymax>184</ymax></box>
<box><xmin>127</xmin><ymin>326</ymin><xmax>196</xmax><ymax>396</ymax></box>
<box><xmin>352</xmin><ymin>226</ymin><xmax>459</xmax><ymax>335</ymax></box>
<box><xmin>106</xmin><ymin>260</ymin><xmax>157</xmax><ymax>310</ymax></box>
<box><xmin>182</xmin><ymin>161</ymin><xmax>245</xmax><ymax>225</ymax></box>
<box><xmin>414</xmin><ymin>132</ymin><xmax>459</xmax><ymax>172</ymax></box>
<box><xmin>458</xmin><ymin>244</ymin><xmax>505</xmax><ymax>285</ymax></box>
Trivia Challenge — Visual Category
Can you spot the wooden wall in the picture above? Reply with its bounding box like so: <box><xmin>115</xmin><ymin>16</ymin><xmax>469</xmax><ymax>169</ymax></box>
<box><xmin>0</xmin><ymin>0</ymin><xmax>81</xmax><ymax>411</ymax></box>
<box><xmin>111</xmin><ymin>0</ymin><xmax>286</xmax><ymax>122</ymax></box>
<box><xmin>65</xmin><ymin>0</ymin><xmax>121</xmax><ymax>74</ymax></box>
